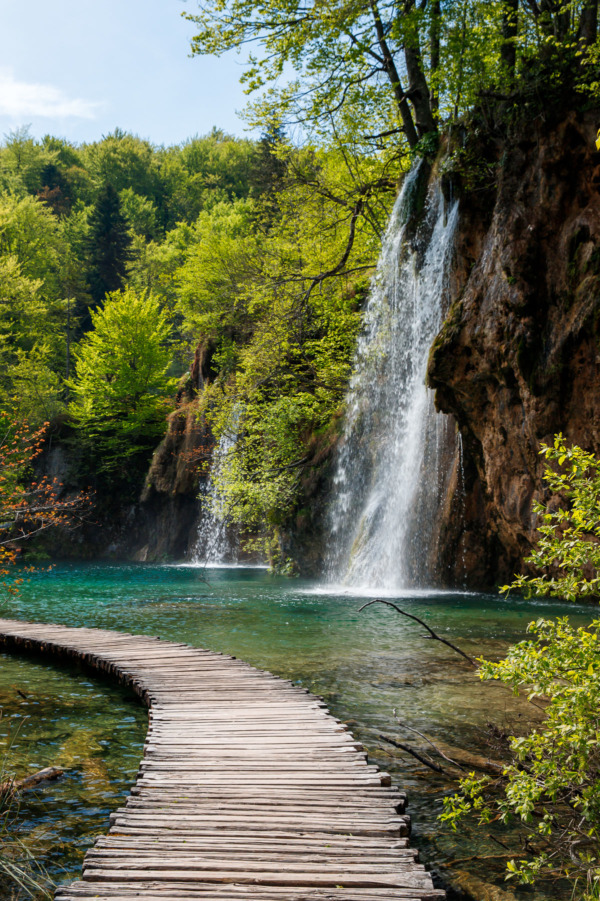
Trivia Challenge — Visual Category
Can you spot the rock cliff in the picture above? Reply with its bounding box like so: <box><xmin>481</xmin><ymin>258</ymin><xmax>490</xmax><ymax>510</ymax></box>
<box><xmin>130</xmin><ymin>342</ymin><xmax>211</xmax><ymax>561</ymax></box>
<box><xmin>428</xmin><ymin>108</ymin><xmax>600</xmax><ymax>587</ymax></box>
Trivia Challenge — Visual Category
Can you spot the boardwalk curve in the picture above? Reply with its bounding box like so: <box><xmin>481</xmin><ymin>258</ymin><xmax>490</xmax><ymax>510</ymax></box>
<box><xmin>0</xmin><ymin>618</ymin><xmax>444</xmax><ymax>900</ymax></box>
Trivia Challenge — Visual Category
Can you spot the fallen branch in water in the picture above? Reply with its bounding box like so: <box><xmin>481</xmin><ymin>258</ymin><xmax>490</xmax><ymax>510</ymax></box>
<box><xmin>1</xmin><ymin>766</ymin><xmax>64</xmax><ymax>795</ymax></box>
<box><xmin>443</xmin><ymin>853</ymin><xmax>516</xmax><ymax>867</ymax></box>
<box><xmin>359</xmin><ymin>599</ymin><xmax>475</xmax><ymax>665</ymax></box>
<box><xmin>379</xmin><ymin>733</ymin><xmax>447</xmax><ymax>774</ymax></box>
<box><xmin>432</xmin><ymin>739</ymin><xmax>505</xmax><ymax>774</ymax></box>
<box><xmin>393</xmin><ymin>718</ymin><xmax>466</xmax><ymax>771</ymax></box>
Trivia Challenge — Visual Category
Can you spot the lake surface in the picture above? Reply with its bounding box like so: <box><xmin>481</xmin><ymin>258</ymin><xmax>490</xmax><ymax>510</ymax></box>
<box><xmin>0</xmin><ymin>563</ymin><xmax>591</xmax><ymax>898</ymax></box>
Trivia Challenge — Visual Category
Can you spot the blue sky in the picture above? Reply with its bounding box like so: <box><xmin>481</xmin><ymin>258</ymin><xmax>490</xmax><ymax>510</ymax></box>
<box><xmin>0</xmin><ymin>0</ymin><xmax>252</xmax><ymax>146</ymax></box>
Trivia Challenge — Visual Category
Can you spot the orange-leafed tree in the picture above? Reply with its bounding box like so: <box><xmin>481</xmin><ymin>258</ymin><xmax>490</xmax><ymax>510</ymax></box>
<box><xmin>0</xmin><ymin>411</ymin><xmax>92</xmax><ymax>591</ymax></box>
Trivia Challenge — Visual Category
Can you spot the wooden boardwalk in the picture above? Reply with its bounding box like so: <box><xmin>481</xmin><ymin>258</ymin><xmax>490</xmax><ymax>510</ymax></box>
<box><xmin>0</xmin><ymin>618</ymin><xmax>444</xmax><ymax>901</ymax></box>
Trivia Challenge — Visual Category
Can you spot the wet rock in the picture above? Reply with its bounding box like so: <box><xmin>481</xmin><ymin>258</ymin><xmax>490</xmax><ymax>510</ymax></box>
<box><xmin>429</xmin><ymin>108</ymin><xmax>600</xmax><ymax>588</ymax></box>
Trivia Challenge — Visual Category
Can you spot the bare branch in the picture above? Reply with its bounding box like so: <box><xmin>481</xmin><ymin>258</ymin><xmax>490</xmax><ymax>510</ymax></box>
<box><xmin>379</xmin><ymin>733</ymin><xmax>446</xmax><ymax>773</ymax></box>
<box><xmin>393</xmin><ymin>717</ymin><xmax>467</xmax><ymax>770</ymax></box>
<box><xmin>359</xmin><ymin>598</ymin><xmax>476</xmax><ymax>665</ymax></box>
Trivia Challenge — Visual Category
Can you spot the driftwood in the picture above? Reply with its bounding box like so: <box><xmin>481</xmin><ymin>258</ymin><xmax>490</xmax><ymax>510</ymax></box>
<box><xmin>379</xmin><ymin>733</ymin><xmax>447</xmax><ymax>774</ymax></box>
<box><xmin>359</xmin><ymin>599</ymin><xmax>475</xmax><ymax>665</ymax></box>
<box><xmin>394</xmin><ymin>719</ymin><xmax>466</xmax><ymax>770</ymax></box>
<box><xmin>380</xmin><ymin>730</ymin><xmax>505</xmax><ymax>776</ymax></box>
<box><xmin>434</xmin><ymin>740</ymin><xmax>504</xmax><ymax>775</ymax></box>
<box><xmin>1</xmin><ymin>766</ymin><xmax>64</xmax><ymax>795</ymax></box>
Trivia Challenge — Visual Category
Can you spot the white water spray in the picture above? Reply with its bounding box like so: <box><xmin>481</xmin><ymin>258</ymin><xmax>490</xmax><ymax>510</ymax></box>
<box><xmin>326</xmin><ymin>168</ymin><xmax>459</xmax><ymax>589</ymax></box>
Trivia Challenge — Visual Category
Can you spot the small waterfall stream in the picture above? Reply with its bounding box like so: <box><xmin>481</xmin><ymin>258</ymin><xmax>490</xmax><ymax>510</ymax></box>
<box><xmin>326</xmin><ymin>168</ymin><xmax>459</xmax><ymax>589</ymax></box>
<box><xmin>191</xmin><ymin>429</ymin><xmax>238</xmax><ymax>565</ymax></box>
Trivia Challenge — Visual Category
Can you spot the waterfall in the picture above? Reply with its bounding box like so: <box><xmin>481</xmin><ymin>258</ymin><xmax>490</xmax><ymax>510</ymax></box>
<box><xmin>191</xmin><ymin>428</ymin><xmax>238</xmax><ymax>565</ymax></box>
<box><xmin>325</xmin><ymin>168</ymin><xmax>459</xmax><ymax>590</ymax></box>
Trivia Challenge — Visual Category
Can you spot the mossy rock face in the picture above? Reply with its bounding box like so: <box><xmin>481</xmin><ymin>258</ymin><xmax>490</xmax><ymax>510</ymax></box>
<box><xmin>426</xmin><ymin>106</ymin><xmax>600</xmax><ymax>589</ymax></box>
<box><xmin>427</xmin><ymin>294</ymin><xmax>465</xmax><ymax>390</ymax></box>
<box><xmin>401</xmin><ymin>159</ymin><xmax>433</xmax><ymax>248</ymax></box>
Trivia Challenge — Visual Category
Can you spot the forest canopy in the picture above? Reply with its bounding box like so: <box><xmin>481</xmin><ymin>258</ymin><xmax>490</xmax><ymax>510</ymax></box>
<box><xmin>186</xmin><ymin>0</ymin><xmax>600</xmax><ymax>152</ymax></box>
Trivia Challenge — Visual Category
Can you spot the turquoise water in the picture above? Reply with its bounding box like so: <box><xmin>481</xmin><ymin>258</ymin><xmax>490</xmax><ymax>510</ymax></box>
<box><xmin>0</xmin><ymin>563</ymin><xmax>592</xmax><ymax>897</ymax></box>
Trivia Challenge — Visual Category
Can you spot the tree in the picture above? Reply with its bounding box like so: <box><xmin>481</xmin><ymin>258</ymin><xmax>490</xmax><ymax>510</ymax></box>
<box><xmin>441</xmin><ymin>437</ymin><xmax>600</xmax><ymax>899</ymax></box>
<box><xmin>185</xmin><ymin>0</ymin><xmax>600</xmax><ymax>162</ymax></box>
<box><xmin>81</xmin><ymin>130</ymin><xmax>162</xmax><ymax>201</ymax></box>
<box><xmin>173</xmin><ymin>147</ymin><xmax>375</xmax><ymax>563</ymax></box>
<box><xmin>0</xmin><ymin>412</ymin><xmax>92</xmax><ymax>589</ymax></box>
<box><xmin>185</xmin><ymin>0</ymin><xmax>435</xmax><ymax>149</ymax></box>
<box><xmin>86</xmin><ymin>184</ymin><xmax>132</xmax><ymax>311</ymax></box>
<box><xmin>0</xmin><ymin>127</ymin><xmax>57</xmax><ymax>197</ymax></box>
<box><xmin>160</xmin><ymin>130</ymin><xmax>259</xmax><ymax>227</ymax></box>
<box><xmin>69</xmin><ymin>289</ymin><xmax>176</xmax><ymax>470</ymax></box>
<box><xmin>37</xmin><ymin>162</ymin><xmax>74</xmax><ymax>216</ymax></box>
<box><xmin>0</xmin><ymin>195</ymin><xmax>71</xmax><ymax>417</ymax></box>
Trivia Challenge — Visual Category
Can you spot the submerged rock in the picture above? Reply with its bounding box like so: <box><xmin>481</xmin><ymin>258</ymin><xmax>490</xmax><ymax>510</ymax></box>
<box><xmin>451</xmin><ymin>870</ymin><xmax>520</xmax><ymax>901</ymax></box>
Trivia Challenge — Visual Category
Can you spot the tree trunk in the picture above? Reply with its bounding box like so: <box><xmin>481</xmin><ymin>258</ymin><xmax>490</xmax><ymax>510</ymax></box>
<box><xmin>404</xmin><ymin>42</ymin><xmax>437</xmax><ymax>137</ymax></box>
<box><xmin>368</xmin><ymin>0</ymin><xmax>419</xmax><ymax>147</ymax></box>
<box><xmin>578</xmin><ymin>0</ymin><xmax>598</xmax><ymax>46</ymax></box>
<box><xmin>500</xmin><ymin>0</ymin><xmax>519</xmax><ymax>82</ymax></box>
<box><xmin>540</xmin><ymin>0</ymin><xmax>570</xmax><ymax>39</ymax></box>
<box><xmin>429</xmin><ymin>0</ymin><xmax>441</xmax><ymax>116</ymax></box>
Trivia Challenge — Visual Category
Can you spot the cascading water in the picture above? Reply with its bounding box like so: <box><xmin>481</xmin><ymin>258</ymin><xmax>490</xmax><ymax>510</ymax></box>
<box><xmin>191</xmin><ymin>428</ymin><xmax>238</xmax><ymax>565</ymax></box>
<box><xmin>326</xmin><ymin>167</ymin><xmax>459</xmax><ymax>590</ymax></box>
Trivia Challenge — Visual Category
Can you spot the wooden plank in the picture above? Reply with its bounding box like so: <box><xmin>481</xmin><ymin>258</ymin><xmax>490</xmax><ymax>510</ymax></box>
<box><xmin>57</xmin><ymin>884</ymin><xmax>444</xmax><ymax>900</ymax></box>
<box><xmin>0</xmin><ymin>618</ymin><xmax>443</xmax><ymax>901</ymax></box>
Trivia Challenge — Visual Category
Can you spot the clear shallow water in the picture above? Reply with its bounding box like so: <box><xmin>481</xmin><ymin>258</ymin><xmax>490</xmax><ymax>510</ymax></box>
<box><xmin>0</xmin><ymin>652</ymin><xmax>146</xmax><ymax>891</ymax></box>
<box><xmin>0</xmin><ymin>563</ymin><xmax>592</xmax><ymax>897</ymax></box>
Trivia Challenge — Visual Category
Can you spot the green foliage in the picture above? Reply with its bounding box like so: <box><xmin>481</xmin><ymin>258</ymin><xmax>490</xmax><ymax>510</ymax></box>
<box><xmin>161</xmin><ymin>130</ymin><xmax>259</xmax><ymax>226</ymax></box>
<box><xmin>81</xmin><ymin>130</ymin><xmax>162</xmax><ymax>201</ymax></box>
<box><xmin>0</xmin><ymin>123</ymin><xmax>389</xmax><ymax>529</ymax></box>
<box><xmin>186</xmin><ymin>0</ymin><xmax>600</xmax><ymax>163</ymax></box>
<box><xmin>172</xmin><ymin>145</ymin><xmax>378</xmax><ymax>555</ymax></box>
<box><xmin>503</xmin><ymin>435</ymin><xmax>600</xmax><ymax>601</ymax></box>
<box><xmin>442</xmin><ymin>438</ymin><xmax>600</xmax><ymax>898</ymax></box>
<box><xmin>0</xmin><ymin>0</ymin><xmax>596</xmax><ymax>535</ymax></box>
<box><xmin>86</xmin><ymin>184</ymin><xmax>133</xmax><ymax>309</ymax></box>
<box><xmin>0</xmin><ymin>193</ymin><xmax>64</xmax><ymax>297</ymax></box>
<box><xmin>68</xmin><ymin>289</ymin><xmax>176</xmax><ymax>469</ymax></box>
<box><xmin>0</xmin><ymin>196</ymin><xmax>71</xmax><ymax>422</ymax></box>
<box><xmin>0</xmin><ymin>127</ymin><xmax>60</xmax><ymax>196</ymax></box>
<box><xmin>119</xmin><ymin>188</ymin><xmax>160</xmax><ymax>240</ymax></box>
<box><xmin>187</xmin><ymin>0</ymin><xmax>426</xmax><ymax>154</ymax></box>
